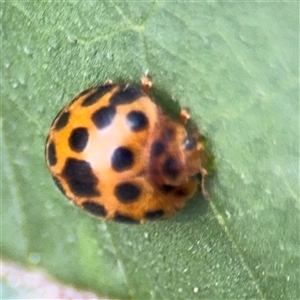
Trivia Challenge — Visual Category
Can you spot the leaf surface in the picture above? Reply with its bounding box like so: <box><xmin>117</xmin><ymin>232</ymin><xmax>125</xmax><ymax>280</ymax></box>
<box><xmin>2</xmin><ymin>2</ymin><xmax>299</xmax><ymax>299</ymax></box>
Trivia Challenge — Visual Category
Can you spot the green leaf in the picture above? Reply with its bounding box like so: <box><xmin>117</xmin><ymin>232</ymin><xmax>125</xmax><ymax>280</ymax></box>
<box><xmin>2</xmin><ymin>1</ymin><xmax>299</xmax><ymax>299</ymax></box>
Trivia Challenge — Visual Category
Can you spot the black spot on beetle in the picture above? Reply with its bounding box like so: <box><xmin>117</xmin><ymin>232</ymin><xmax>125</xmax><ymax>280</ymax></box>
<box><xmin>52</xmin><ymin>175</ymin><xmax>66</xmax><ymax>196</ymax></box>
<box><xmin>82</xmin><ymin>201</ymin><xmax>107</xmax><ymax>217</ymax></box>
<box><xmin>150</xmin><ymin>140</ymin><xmax>165</xmax><ymax>157</ymax></box>
<box><xmin>111</xmin><ymin>147</ymin><xmax>134</xmax><ymax>172</ymax></box>
<box><xmin>81</xmin><ymin>85</ymin><xmax>115</xmax><ymax>107</ymax></box>
<box><xmin>92</xmin><ymin>105</ymin><xmax>116</xmax><ymax>129</ymax></box>
<box><xmin>162</xmin><ymin>156</ymin><xmax>180</xmax><ymax>179</ymax></box>
<box><xmin>50</xmin><ymin>108</ymin><xmax>63</xmax><ymax>127</ymax></box>
<box><xmin>114</xmin><ymin>182</ymin><xmax>141</xmax><ymax>203</ymax></box>
<box><xmin>47</xmin><ymin>141</ymin><xmax>57</xmax><ymax>166</ymax></box>
<box><xmin>76</xmin><ymin>88</ymin><xmax>92</xmax><ymax>99</ymax></box>
<box><xmin>162</xmin><ymin>128</ymin><xmax>175</xmax><ymax>141</ymax></box>
<box><xmin>70</xmin><ymin>89</ymin><xmax>92</xmax><ymax>105</ymax></box>
<box><xmin>175</xmin><ymin>188</ymin><xmax>188</xmax><ymax>197</ymax></box>
<box><xmin>62</xmin><ymin>158</ymin><xmax>99</xmax><ymax>197</ymax></box>
<box><xmin>145</xmin><ymin>209</ymin><xmax>164</xmax><ymax>220</ymax></box>
<box><xmin>110</xmin><ymin>86</ymin><xmax>144</xmax><ymax>106</ymax></box>
<box><xmin>55</xmin><ymin>111</ymin><xmax>70</xmax><ymax>130</ymax></box>
<box><xmin>160</xmin><ymin>184</ymin><xmax>176</xmax><ymax>193</ymax></box>
<box><xmin>69</xmin><ymin>127</ymin><xmax>89</xmax><ymax>152</ymax></box>
<box><xmin>45</xmin><ymin>135</ymin><xmax>50</xmax><ymax>148</ymax></box>
<box><xmin>126</xmin><ymin>111</ymin><xmax>149</xmax><ymax>132</ymax></box>
<box><xmin>114</xmin><ymin>213</ymin><xmax>139</xmax><ymax>224</ymax></box>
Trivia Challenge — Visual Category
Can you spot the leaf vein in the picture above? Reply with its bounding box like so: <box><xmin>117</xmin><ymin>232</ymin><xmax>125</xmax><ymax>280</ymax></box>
<box><xmin>210</xmin><ymin>200</ymin><xmax>266</xmax><ymax>299</ymax></box>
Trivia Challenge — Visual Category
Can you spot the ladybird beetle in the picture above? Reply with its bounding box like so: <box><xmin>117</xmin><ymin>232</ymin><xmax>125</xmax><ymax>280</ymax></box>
<box><xmin>45</xmin><ymin>76</ymin><xmax>208</xmax><ymax>223</ymax></box>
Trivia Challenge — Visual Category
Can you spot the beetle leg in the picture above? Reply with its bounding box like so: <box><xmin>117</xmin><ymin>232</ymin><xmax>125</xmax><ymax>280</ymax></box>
<box><xmin>141</xmin><ymin>75</ymin><xmax>152</xmax><ymax>94</ymax></box>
